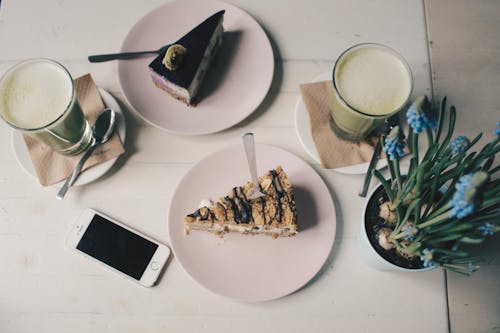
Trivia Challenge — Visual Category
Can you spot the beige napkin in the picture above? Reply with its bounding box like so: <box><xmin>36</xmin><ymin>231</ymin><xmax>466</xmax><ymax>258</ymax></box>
<box><xmin>23</xmin><ymin>74</ymin><xmax>125</xmax><ymax>186</ymax></box>
<box><xmin>299</xmin><ymin>80</ymin><xmax>379</xmax><ymax>169</ymax></box>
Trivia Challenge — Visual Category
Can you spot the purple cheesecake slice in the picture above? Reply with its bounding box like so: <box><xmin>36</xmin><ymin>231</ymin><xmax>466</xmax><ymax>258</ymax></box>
<box><xmin>149</xmin><ymin>10</ymin><xmax>225</xmax><ymax>106</ymax></box>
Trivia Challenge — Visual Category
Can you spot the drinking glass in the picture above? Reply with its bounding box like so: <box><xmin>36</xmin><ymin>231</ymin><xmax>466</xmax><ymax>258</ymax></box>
<box><xmin>0</xmin><ymin>59</ymin><xmax>92</xmax><ymax>155</ymax></box>
<box><xmin>330</xmin><ymin>43</ymin><xmax>413</xmax><ymax>141</ymax></box>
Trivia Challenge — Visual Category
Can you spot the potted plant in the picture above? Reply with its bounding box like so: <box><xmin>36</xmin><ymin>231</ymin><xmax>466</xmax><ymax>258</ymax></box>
<box><xmin>358</xmin><ymin>96</ymin><xmax>500</xmax><ymax>274</ymax></box>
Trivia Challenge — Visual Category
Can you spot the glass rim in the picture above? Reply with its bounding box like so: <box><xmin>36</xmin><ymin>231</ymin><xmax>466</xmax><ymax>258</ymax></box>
<box><xmin>0</xmin><ymin>58</ymin><xmax>76</xmax><ymax>132</ymax></box>
<box><xmin>332</xmin><ymin>43</ymin><xmax>413</xmax><ymax>119</ymax></box>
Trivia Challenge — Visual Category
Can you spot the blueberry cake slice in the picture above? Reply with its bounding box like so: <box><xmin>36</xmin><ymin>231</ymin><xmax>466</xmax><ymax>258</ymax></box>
<box><xmin>184</xmin><ymin>166</ymin><xmax>298</xmax><ymax>238</ymax></box>
<box><xmin>149</xmin><ymin>10</ymin><xmax>225</xmax><ymax>105</ymax></box>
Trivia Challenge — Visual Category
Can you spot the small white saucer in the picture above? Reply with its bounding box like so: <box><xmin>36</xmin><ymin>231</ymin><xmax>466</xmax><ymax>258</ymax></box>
<box><xmin>294</xmin><ymin>71</ymin><xmax>387</xmax><ymax>175</ymax></box>
<box><xmin>12</xmin><ymin>88</ymin><xmax>127</xmax><ymax>186</ymax></box>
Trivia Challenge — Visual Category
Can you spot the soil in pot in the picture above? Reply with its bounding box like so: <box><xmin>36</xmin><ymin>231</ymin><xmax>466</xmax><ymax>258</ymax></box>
<box><xmin>365</xmin><ymin>184</ymin><xmax>425</xmax><ymax>270</ymax></box>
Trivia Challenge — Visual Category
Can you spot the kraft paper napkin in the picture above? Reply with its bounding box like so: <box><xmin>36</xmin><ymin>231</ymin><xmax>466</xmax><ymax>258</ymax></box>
<box><xmin>23</xmin><ymin>74</ymin><xmax>125</xmax><ymax>186</ymax></box>
<box><xmin>299</xmin><ymin>80</ymin><xmax>379</xmax><ymax>169</ymax></box>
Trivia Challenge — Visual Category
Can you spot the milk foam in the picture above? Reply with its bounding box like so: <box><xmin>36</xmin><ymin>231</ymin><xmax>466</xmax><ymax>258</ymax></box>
<box><xmin>0</xmin><ymin>60</ymin><xmax>73</xmax><ymax>129</ymax></box>
<box><xmin>335</xmin><ymin>47</ymin><xmax>411</xmax><ymax>115</ymax></box>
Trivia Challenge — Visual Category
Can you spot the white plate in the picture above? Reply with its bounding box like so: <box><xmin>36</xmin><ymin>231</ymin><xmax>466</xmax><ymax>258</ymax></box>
<box><xmin>294</xmin><ymin>71</ymin><xmax>387</xmax><ymax>174</ymax></box>
<box><xmin>12</xmin><ymin>88</ymin><xmax>126</xmax><ymax>186</ymax></box>
<box><xmin>118</xmin><ymin>0</ymin><xmax>274</xmax><ymax>135</ymax></box>
<box><xmin>168</xmin><ymin>144</ymin><xmax>336</xmax><ymax>302</ymax></box>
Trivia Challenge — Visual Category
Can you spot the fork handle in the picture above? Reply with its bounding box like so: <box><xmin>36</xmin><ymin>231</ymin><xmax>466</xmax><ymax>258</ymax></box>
<box><xmin>88</xmin><ymin>51</ymin><xmax>158</xmax><ymax>63</ymax></box>
<box><xmin>242</xmin><ymin>133</ymin><xmax>260</xmax><ymax>191</ymax></box>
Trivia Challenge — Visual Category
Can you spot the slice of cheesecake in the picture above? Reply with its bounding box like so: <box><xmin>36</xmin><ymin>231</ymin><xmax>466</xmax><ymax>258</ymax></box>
<box><xmin>149</xmin><ymin>10</ymin><xmax>225</xmax><ymax>105</ymax></box>
<box><xmin>184</xmin><ymin>166</ymin><xmax>298</xmax><ymax>238</ymax></box>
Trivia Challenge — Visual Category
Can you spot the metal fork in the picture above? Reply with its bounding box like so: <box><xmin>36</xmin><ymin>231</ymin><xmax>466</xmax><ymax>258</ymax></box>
<box><xmin>88</xmin><ymin>44</ymin><xmax>171</xmax><ymax>63</ymax></box>
<box><xmin>242</xmin><ymin>133</ymin><xmax>266</xmax><ymax>199</ymax></box>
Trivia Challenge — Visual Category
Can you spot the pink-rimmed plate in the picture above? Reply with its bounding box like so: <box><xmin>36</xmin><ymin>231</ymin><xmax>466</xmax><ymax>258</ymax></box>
<box><xmin>118</xmin><ymin>0</ymin><xmax>274</xmax><ymax>135</ymax></box>
<box><xmin>168</xmin><ymin>144</ymin><xmax>336</xmax><ymax>302</ymax></box>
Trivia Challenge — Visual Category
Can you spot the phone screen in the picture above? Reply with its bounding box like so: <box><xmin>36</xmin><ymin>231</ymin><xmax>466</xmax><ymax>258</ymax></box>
<box><xmin>76</xmin><ymin>214</ymin><xmax>158</xmax><ymax>280</ymax></box>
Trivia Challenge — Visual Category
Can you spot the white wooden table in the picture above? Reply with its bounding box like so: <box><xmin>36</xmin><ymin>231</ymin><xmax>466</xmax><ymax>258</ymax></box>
<box><xmin>0</xmin><ymin>1</ymin><xmax>452</xmax><ymax>332</ymax></box>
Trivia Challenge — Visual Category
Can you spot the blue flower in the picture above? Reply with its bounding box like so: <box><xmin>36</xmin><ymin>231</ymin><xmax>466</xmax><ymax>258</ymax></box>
<box><xmin>495</xmin><ymin>121</ymin><xmax>500</xmax><ymax>136</ymax></box>
<box><xmin>420</xmin><ymin>248</ymin><xmax>435</xmax><ymax>268</ymax></box>
<box><xmin>449</xmin><ymin>136</ymin><xmax>470</xmax><ymax>156</ymax></box>
<box><xmin>449</xmin><ymin>172</ymin><xmax>489</xmax><ymax>219</ymax></box>
<box><xmin>478</xmin><ymin>222</ymin><xmax>496</xmax><ymax>236</ymax></box>
<box><xmin>468</xmin><ymin>262</ymin><xmax>478</xmax><ymax>273</ymax></box>
<box><xmin>384</xmin><ymin>126</ymin><xmax>406</xmax><ymax>160</ymax></box>
<box><xmin>406</xmin><ymin>96</ymin><xmax>437</xmax><ymax>133</ymax></box>
<box><xmin>403</xmin><ymin>224</ymin><xmax>418</xmax><ymax>241</ymax></box>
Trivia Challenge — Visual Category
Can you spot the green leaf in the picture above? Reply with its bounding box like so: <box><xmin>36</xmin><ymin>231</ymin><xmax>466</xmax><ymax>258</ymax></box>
<box><xmin>426</xmin><ymin>234</ymin><xmax>463</xmax><ymax>243</ymax></box>
<box><xmin>373</xmin><ymin>170</ymin><xmax>395</xmax><ymax>203</ymax></box>
<box><xmin>435</xmin><ymin>97</ymin><xmax>447</xmax><ymax>144</ymax></box>
<box><xmin>459</xmin><ymin>237</ymin><xmax>485</xmax><ymax>244</ymax></box>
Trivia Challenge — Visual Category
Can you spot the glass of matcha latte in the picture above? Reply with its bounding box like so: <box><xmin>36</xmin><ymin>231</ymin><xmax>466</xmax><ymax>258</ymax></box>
<box><xmin>0</xmin><ymin>59</ymin><xmax>92</xmax><ymax>155</ymax></box>
<box><xmin>331</xmin><ymin>43</ymin><xmax>413</xmax><ymax>141</ymax></box>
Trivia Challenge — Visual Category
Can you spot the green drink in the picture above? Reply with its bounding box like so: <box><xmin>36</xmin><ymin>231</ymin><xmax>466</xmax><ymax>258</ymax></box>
<box><xmin>331</xmin><ymin>44</ymin><xmax>413</xmax><ymax>141</ymax></box>
<box><xmin>0</xmin><ymin>59</ymin><xmax>92</xmax><ymax>155</ymax></box>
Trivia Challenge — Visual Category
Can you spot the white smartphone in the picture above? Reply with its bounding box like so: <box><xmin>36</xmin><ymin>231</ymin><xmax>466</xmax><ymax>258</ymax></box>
<box><xmin>67</xmin><ymin>208</ymin><xmax>170</xmax><ymax>287</ymax></box>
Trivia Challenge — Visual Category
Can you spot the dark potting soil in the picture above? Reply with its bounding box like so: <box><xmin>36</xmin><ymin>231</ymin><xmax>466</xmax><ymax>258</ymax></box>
<box><xmin>365</xmin><ymin>185</ymin><xmax>424</xmax><ymax>269</ymax></box>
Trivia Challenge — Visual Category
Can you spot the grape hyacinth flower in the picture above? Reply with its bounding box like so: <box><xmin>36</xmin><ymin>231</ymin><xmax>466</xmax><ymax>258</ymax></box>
<box><xmin>478</xmin><ymin>222</ymin><xmax>496</xmax><ymax>236</ymax></box>
<box><xmin>384</xmin><ymin>126</ymin><xmax>406</xmax><ymax>160</ymax></box>
<box><xmin>420</xmin><ymin>248</ymin><xmax>435</xmax><ymax>268</ymax></box>
<box><xmin>495</xmin><ymin>121</ymin><xmax>500</xmax><ymax>136</ymax></box>
<box><xmin>449</xmin><ymin>171</ymin><xmax>488</xmax><ymax>219</ymax></box>
<box><xmin>403</xmin><ymin>224</ymin><xmax>418</xmax><ymax>241</ymax></box>
<box><xmin>406</xmin><ymin>96</ymin><xmax>437</xmax><ymax>133</ymax></box>
<box><xmin>468</xmin><ymin>262</ymin><xmax>478</xmax><ymax>274</ymax></box>
<box><xmin>449</xmin><ymin>135</ymin><xmax>470</xmax><ymax>156</ymax></box>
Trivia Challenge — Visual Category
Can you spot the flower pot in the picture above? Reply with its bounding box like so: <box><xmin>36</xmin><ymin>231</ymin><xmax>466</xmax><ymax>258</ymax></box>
<box><xmin>356</xmin><ymin>182</ymin><xmax>435</xmax><ymax>272</ymax></box>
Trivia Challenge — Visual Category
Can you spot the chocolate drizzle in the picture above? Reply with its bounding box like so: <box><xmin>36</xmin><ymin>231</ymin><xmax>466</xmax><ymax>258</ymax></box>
<box><xmin>260</xmin><ymin>197</ymin><xmax>267</xmax><ymax>225</ymax></box>
<box><xmin>224</xmin><ymin>187</ymin><xmax>253</xmax><ymax>224</ymax></box>
<box><xmin>217</xmin><ymin>202</ymin><xmax>228</xmax><ymax>220</ymax></box>
<box><xmin>224</xmin><ymin>195</ymin><xmax>240</xmax><ymax>224</ymax></box>
<box><xmin>269</xmin><ymin>169</ymin><xmax>289</xmax><ymax>223</ymax></box>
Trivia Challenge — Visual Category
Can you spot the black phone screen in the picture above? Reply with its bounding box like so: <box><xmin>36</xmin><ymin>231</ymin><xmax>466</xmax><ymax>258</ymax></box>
<box><xmin>76</xmin><ymin>214</ymin><xmax>158</xmax><ymax>280</ymax></box>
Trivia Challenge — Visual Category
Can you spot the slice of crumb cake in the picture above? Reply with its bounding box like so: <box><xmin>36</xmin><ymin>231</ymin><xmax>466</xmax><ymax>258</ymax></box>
<box><xmin>184</xmin><ymin>166</ymin><xmax>298</xmax><ymax>238</ymax></box>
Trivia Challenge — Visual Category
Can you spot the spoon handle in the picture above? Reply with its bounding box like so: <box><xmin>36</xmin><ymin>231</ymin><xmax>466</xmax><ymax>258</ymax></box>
<box><xmin>56</xmin><ymin>143</ymin><xmax>98</xmax><ymax>200</ymax></box>
<box><xmin>88</xmin><ymin>51</ymin><xmax>158</xmax><ymax>63</ymax></box>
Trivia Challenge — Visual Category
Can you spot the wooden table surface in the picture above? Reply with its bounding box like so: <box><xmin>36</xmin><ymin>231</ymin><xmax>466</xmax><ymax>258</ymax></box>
<box><xmin>0</xmin><ymin>0</ymin><xmax>496</xmax><ymax>332</ymax></box>
<box><xmin>425</xmin><ymin>1</ymin><xmax>500</xmax><ymax>332</ymax></box>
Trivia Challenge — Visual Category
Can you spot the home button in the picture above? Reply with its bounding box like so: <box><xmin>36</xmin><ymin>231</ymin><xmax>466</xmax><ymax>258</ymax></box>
<box><xmin>150</xmin><ymin>261</ymin><xmax>159</xmax><ymax>271</ymax></box>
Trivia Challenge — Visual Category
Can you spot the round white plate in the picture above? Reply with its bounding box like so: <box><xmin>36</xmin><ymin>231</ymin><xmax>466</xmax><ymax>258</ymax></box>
<box><xmin>168</xmin><ymin>144</ymin><xmax>336</xmax><ymax>302</ymax></box>
<box><xmin>294</xmin><ymin>71</ymin><xmax>387</xmax><ymax>174</ymax></box>
<box><xmin>118</xmin><ymin>0</ymin><xmax>274</xmax><ymax>135</ymax></box>
<box><xmin>12</xmin><ymin>88</ymin><xmax>126</xmax><ymax>186</ymax></box>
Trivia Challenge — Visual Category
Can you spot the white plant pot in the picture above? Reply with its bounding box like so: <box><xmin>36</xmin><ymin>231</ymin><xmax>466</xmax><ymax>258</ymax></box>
<box><xmin>356</xmin><ymin>183</ymin><xmax>435</xmax><ymax>272</ymax></box>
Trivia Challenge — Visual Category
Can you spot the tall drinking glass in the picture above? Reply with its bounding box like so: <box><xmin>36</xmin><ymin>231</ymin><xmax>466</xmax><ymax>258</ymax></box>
<box><xmin>0</xmin><ymin>59</ymin><xmax>92</xmax><ymax>155</ymax></box>
<box><xmin>331</xmin><ymin>43</ymin><xmax>413</xmax><ymax>141</ymax></box>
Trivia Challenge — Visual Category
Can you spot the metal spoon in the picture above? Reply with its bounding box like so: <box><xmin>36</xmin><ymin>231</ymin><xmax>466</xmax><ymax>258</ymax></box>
<box><xmin>242</xmin><ymin>133</ymin><xmax>266</xmax><ymax>200</ymax></box>
<box><xmin>88</xmin><ymin>44</ymin><xmax>171</xmax><ymax>63</ymax></box>
<box><xmin>57</xmin><ymin>108</ymin><xmax>116</xmax><ymax>200</ymax></box>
